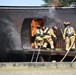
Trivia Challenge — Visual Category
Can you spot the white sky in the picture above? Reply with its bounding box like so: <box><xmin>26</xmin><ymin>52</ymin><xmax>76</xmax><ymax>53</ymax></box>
<box><xmin>0</xmin><ymin>0</ymin><xmax>44</xmax><ymax>6</ymax></box>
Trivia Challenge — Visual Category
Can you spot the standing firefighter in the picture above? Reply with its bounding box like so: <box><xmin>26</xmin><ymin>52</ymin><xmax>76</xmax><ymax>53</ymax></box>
<box><xmin>34</xmin><ymin>25</ymin><xmax>43</xmax><ymax>49</ymax></box>
<box><xmin>63</xmin><ymin>22</ymin><xmax>76</xmax><ymax>51</ymax></box>
<box><xmin>42</xmin><ymin>25</ymin><xmax>57</xmax><ymax>50</ymax></box>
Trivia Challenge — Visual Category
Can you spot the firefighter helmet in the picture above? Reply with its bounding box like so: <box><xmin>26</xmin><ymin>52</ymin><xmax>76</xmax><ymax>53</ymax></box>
<box><xmin>52</xmin><ymin>25</ymin><xmax>58</xmax><ymax>30</ymax></box>
<box><xmin>64</xmin><ymin>22</ymin><xmax>71</xmax><ymax>26</ymax></box>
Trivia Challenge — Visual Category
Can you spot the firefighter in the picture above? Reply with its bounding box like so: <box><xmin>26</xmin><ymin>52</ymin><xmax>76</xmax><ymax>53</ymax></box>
<box><xmin>63</xmin><ymin>22</ymin><xmax>76</xmax><ymax>51</ymax></box>
<box><xmin>42</xmin><ymin>25</ymin><xmax>57</xmax><ymax>50</ymax></box>
<box><xmin>34</xmin><ymin>25</ymin><xmax>43</xmax><ymax>49</ymax></box>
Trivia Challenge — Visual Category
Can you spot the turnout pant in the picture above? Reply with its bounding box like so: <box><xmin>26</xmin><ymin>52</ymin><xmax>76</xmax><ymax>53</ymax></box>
<box><xmin>65</xmin><ymin>36</ymin><xmax>75</xmax><ymax>50</ymax></box>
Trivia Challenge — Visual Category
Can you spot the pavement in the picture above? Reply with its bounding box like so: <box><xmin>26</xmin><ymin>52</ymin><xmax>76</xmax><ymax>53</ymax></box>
<box><xmin>0</xmin><ymin>68</ymin><xmax>76</xmax><ymax>75</ymax></box>
<box><xmin>0</xmin><ymin>62</ymin><xmax>76</xmax><ymax>75</ymax></box>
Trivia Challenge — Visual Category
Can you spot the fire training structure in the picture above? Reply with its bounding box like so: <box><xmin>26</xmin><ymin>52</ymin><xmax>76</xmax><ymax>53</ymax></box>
<box><xmin>0</xmin><ymin>6</ymin><xmax>76</xmax><ymax>62</ymax></box>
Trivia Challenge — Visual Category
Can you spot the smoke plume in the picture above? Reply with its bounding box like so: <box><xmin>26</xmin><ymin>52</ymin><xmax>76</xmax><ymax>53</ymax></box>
<box><xmin>0</xmin><ymin>14</ymin><xmax>22</xmax><ymax>52</ymax></box>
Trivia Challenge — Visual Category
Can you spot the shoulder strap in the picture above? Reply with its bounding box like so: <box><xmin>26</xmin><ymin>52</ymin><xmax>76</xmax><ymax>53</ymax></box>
<box><xmin>44</xmin><ymin>27</ymin><xmax>49</xmax><ymax>33</ymax></box>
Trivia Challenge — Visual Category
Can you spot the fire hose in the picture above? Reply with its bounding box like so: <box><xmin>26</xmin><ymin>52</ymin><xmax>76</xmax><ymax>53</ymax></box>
<box><xmin>71</xmin><ymin>56</ymin><xmax>76</xmax><ymax>62</ymax></box>
<box><xmin>35</xmin><ymin>46</ymin><xmax>41</xmax><ymax>62</ymax></box>
<box><xmin>31</xmin><ymin>48</ymin><xmax>41</xmax><ymax>62</ymax></box>
<box><xmin>71</xmin><ymin>34</ymin><xmax>76</xmax><ymax>62</ymax></box>
<box><xmin>31</xmin><ymin>37</ymin><xmax>43</xmax><ymax>62</ymax></box>
<box><xmin>31</xmin><ymin>44</ymin><xmax>41</xmax><ymax>62</ymax></box>
<box><xmin>60</xmin><ymin>29</ymin><xmax>75</xmax><ymax>62</ymax></box>
<box><xmin>31</xmin><ymin>49</ymin><xmax>35</xmax><ymax>62</ymax></box>
<box><xmin>60</xmin><ymin>41</ymin><xmax>74</xmax><ymax>62</ymax></box>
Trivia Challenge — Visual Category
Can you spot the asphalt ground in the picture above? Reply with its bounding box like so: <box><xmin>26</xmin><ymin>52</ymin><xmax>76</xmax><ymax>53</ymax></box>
<box><xmin>0</xmin><ymin>62</ymin><xmax>76</xmax><ymax>75</ymax></box>
<box><xmin>0</xmin><ymin>68</ymin><xmax>76</xmax><ymax>75</ymax></box>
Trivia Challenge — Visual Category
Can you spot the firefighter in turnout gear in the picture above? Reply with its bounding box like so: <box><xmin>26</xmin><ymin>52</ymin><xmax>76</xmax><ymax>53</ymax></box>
<box><xmin>63</xmin><ymin>22</ymin><xmax>76</xmax><ymax>51</ymax></box>
<box><xmin>34</xmin><ymin>25</ymin><xmax>43</xmax><ymax>49</ymax></box>
<box><xmin>42</xmin><ymin>25</ymin><xmax>57</xmax><ymax>50</ymax></box>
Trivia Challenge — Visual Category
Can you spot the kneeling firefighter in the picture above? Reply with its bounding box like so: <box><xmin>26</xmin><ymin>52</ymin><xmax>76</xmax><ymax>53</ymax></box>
<box><xmin>34</xmin><ymin>25</ymin><xmax>43</xmax><ymax>49</ymax></box>
<box><xmin>63</xmin><ymin>22</ymin><xmax>76</xmax><ymax>51</ymax></box>
<box><xmin>42</xmin><ymin>25</ymin><xmax>57</xmax><ymax>50</ymax></box>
